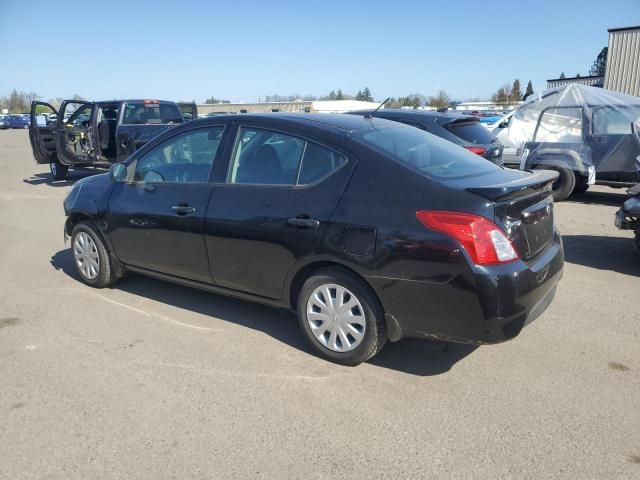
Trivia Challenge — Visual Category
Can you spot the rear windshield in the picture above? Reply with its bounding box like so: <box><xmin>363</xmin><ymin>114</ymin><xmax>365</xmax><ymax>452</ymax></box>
<box><xmin>446</xmin><ymin>121</ymin><xmax>495</xmax><ymax>144</ymax></box>
<box><xmin>356</xmin><ymin>126</ymin><xmax>500</xmax><ymax>179</ymax></box>
<box><xmin>122</xmin><ymin>102</ymin><xmax>183</xmax><ymax>125</ymax></box>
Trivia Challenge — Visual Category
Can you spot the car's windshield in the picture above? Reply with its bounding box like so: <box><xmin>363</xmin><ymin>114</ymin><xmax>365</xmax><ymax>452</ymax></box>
<box><xmin>356</xmin><ymin>125</ymin><xmax>500</xmax><ymax>179</ymax></box>
<box><xmin>122</xmin><ymin>102</ymin><xmax>183</xmax><ymax>125</ymax></box>
<box><xmin>446</xmin><ymin>120</ymin><xmax>495</xmax><ymax>144</ymax></box>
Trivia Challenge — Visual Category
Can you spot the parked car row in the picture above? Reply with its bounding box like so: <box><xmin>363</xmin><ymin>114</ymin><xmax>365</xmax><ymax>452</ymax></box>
<box><xmin>0</xmin><ymin>113</ymin><xmax>30</xmax><ymax>129</ymax></box>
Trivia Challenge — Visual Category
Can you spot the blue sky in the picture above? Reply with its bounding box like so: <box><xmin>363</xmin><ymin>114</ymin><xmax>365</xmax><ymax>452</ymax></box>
<box><xmin>0</xmin><ymin>0</ymin><xmax>638</xmax><ymax>103</ymax></box>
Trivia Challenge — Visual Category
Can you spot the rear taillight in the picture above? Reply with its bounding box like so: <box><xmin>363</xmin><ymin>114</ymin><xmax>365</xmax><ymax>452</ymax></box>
<box><xmin>464</xmin><ymin>146</ymin><xmax>487</xmax><ymax>156</ymax></box>
<box><xmin>416</xmin><ymin>211</ymin><xmax>519</xmax><ymax>265</ymax></box>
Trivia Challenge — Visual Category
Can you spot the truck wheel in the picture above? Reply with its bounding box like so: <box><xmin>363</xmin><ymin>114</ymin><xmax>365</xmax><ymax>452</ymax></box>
<box><xmin>71</xmin><ymin>221</ymin><xmax>118</xmax><ymax>288</ymax></box>
<box><xmin>573</xmin><ymin>178</ymin><xmax>589</xmax><ymax>194</ymax></box>
<box><xmin>297</xmin><ymin>268</ymin><xmax>386</xmax><ymax>366</ymax></box>
<box><xmin>50</xmin><ymin>161</ymin><xmax>69</xmax><ymax>180</ymax></box>
<box><xmin>538</xmin><ymin>165</ymin><xmax>576</xmax><ymax>201</ymax></box>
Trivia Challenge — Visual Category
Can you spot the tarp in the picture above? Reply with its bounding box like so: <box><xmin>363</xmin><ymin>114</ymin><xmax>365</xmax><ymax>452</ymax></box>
<box><xmin>504</xmin><ymin>84</ymin><xmax>640</xmax><ymax>179</ymax></box>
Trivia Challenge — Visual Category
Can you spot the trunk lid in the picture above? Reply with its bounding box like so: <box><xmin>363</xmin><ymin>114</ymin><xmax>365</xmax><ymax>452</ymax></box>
<box><xmin>445</xmin><ymin>169</ymin><xmax>558</xmax><ymax>260</ymax></box>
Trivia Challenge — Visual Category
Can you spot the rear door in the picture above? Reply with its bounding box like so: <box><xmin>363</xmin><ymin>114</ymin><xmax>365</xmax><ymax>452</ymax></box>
<box><xmin>589</xmin><ymin>105</ymin><xmax>640</xmax><ymax>183</ymax></box>
<box><xmin>204</xmin><ymin>123</ymin><xmax>354</xmax><ymax>299</ymax></box>
<box><xmin>29</xmin><ymin>101</ymin><xmax>58</xmax><ymax>164</ymax></box>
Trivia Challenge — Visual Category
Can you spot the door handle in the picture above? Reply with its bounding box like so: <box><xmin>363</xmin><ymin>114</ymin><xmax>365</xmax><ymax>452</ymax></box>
<box><xmin>287</xmin><ymin>217</ymin><xmax>320</xmax><ymax>229</ymax></box>
<box><xmin>172</xmin><ymin>205</ymin><xmax>196</xmax><ymax>215</ymax></box>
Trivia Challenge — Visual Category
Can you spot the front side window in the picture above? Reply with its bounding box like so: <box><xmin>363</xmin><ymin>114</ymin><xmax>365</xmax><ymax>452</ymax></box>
<box><xmin>535</xmin><ymin>107</ymin><xmax>583</xmax><ymax>143</ymax></box>
<box><xmin>133</xmin><ymin>127</ymin><xmax>224</xmax><ymax>183</ymax></box>
<box><xmin>228</xmin><ymin>127</ymin><xmax>346</xmax><ymax>185</ymax></box>
<box><xmin>123</xmin><ymin>102</ymin><xmax>183</xmax><ymax>125</ymax></box>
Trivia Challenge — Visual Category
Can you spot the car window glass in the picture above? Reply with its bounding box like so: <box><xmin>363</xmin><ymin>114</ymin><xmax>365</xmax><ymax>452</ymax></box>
<box><xmin>593</xmin><ymin>106</ymin><xmax>640</xmax><ymax>135</ymax></box>
<box><xmin>123</xmin><ymin>102</ymin><xmax>183</xmax><ymax>125</ymax></box>
<box><xmin>535</xmin><ymin>108</ymin><xmax>583</xmax><ymax>143</ymax></box>
<box><xmin>446</xmin><ymin>121</ymin><xmax>495</xmax><ymax>144</ymax></box>
<box><xmin>66</xmin><ymin>104</ymin><xmax>93</xmax><ymax>127</ymax></box>
<box><xmin>357</xmin><ymin>125</ymin><xmax>500</xmax><ymax>179</ymax></box>
<box><xmin>133</xmin><ymin>127</ymin><xmax>224</xmax><ymax>183</ymax></box>
<box><xmin>298</xmin><ymin>142</ymin><xmax>347</xmax><ymax>184</ymax></box>
<box><xmin>229</xmin><ymin>127</ymin><xmax>304</xmax><ymax>185</ymax></box>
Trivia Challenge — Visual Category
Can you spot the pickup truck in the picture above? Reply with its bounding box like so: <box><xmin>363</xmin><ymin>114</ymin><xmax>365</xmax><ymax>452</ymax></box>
<box><xmin>29</xmin><ymin>99</ymin><xmax>197</xmax><ymax>180</ymax></box>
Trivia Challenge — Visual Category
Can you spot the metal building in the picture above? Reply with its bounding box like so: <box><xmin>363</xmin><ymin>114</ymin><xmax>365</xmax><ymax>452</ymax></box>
<box><xmin>604</xmin><ymin>26</ymin><xmax>640</xmax><ymax>96</ymax></box>
<box><xmin>546</xmin><ymin>75</ymin><xmax>604</xmax><ymax>89</ymax></box>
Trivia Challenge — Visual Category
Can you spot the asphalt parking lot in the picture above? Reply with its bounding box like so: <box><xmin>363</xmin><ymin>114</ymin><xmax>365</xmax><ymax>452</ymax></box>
<box><xmin>0</xmin><ymin>129</ymin><xmax>639</xmax><ymax>479</ymax></box>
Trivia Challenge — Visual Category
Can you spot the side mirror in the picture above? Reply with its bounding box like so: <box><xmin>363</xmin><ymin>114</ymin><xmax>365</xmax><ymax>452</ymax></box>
<box><xmin>109</xmin><ymin>163</ymin><xmax>127</xmax><ymax>183</ymax></box>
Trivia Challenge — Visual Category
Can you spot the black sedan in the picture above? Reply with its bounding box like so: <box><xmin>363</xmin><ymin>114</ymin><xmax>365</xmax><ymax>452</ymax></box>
<box><xmin>348</xmin><ymin>109</ymin><xmax>504</xmax><ymax>165</ymax></box>
<box><xmin>62</xmin><ymin>113</ymin><xmax>563</xmax><ymax>365</ymax></box>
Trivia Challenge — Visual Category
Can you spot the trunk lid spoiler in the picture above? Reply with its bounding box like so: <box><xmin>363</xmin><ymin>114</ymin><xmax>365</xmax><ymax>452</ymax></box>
<box><xmin>464</xmin><ymin>169</ymin><xmax>558</xmax><ymax>202</ymax></box>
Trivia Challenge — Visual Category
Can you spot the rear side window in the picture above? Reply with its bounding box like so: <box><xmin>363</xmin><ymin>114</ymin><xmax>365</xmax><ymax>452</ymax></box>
<box><xmin>228</xmin><ymin>127</ymin><xmax>346</xmax><ymax>185</ymax></box>
<box><xmin>593</xmin><ymin>106</ymin><xmax>640</xmax><ymax>135</ymax></box>
<box><xmin>123</xmin><ymin>102</ymin><xmax>183</xmax><ymax>125</ymax></box>
<box><xmin>357</xmin><ymin>126</ymin><xmax>500</xmax><ymax>179</ymax></box>
<box><xmin>446</xmin><ymin>121</ymin><xmax>494</xmax><ymax>144</ymax></box>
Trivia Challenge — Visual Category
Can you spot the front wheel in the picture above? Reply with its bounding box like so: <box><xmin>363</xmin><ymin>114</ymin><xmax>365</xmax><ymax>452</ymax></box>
<box><xmin>50</xmin><ymin>160</ymin><xmax>69</xmax><ymax>180</ymax></box>
<box><xmin>71</xmin><ymin>221</ymin><xmax>118</xmax><ymax>288</ymax></box>
<box><xmin>23</xmin><ymin>123</ymin><xmax>29</xmax><ymax>129</ymax></box>
<box><xmin>297</xmin><ymin>269</ymin><xmax>386</xmax><ymax>365</ymax></box>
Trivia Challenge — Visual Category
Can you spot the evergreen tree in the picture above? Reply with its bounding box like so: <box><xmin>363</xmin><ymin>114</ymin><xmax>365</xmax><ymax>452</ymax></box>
<box><xmin>328</xmin><ymin>90</ymin><xmax>337</xmax><ymax>100</ymax></box>
<box><xmin>336</xmin><ymin>89</ymin><xmax>344</xmax><ymax>100</ymax></box>
<box><xmin>559</xmin><ymin>72</ymin><xmax>566</xmax><ymax>79</ymax></box>
<box><xmin>523</xmin><ymin>81</ymin><xmax>534</xmax><ymax>100</ymax></box>
<box><xmin>355</xmin><ymin>90</ymin><xmax>364</xmax><ymax>101</ymax></box>
<box><xmin>589</xmin><ymin>47</ymin><xmax>608</xmax><ymax>76</ymax></box>
<box><xmin>363</xmin><ymin>87</ymin><xmax>373</xmax><ymax>102</ymax></box>
<box><xmin>510</xmin><ymin>79</ymin><xmax>522</xmax><ymax>102</ymax></box>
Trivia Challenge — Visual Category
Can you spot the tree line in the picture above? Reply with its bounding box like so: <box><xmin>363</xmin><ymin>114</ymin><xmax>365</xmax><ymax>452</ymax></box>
<box><xmin>556</xmin><ymin>47</ymin><xmax>608</xmax><ymax>79</ymax></box>
<box><xmin>0</xmin><ymin>89</ymin><xmax>85</xmax><ymax>114</ymax></box>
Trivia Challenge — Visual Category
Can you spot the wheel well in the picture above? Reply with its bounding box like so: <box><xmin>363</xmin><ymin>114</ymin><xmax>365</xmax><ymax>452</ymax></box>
<box><xmin>288</xmin><ymin>261</ymin><xmax>378</xmax><ymax>310</ymax></box>
<box><xmin>65</xmin><ymin>212</ymin><xmax>91</xmax><ymax>236</ymax></box>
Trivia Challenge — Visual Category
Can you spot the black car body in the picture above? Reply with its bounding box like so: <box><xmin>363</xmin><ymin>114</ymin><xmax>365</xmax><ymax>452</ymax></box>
<box><xmin>62</xmin><ymin>113</ymin><xmax>563</xmax><ymax>365</ymax></box>
<box><xmin>348</xmin><ymin>109</ymin><xmax>504</xmax><ymax>165</ymax></box>
<box><xmin>29</xmin><ymin>99</ymin><xmax>194</xmax><ymax>180</ymax></box>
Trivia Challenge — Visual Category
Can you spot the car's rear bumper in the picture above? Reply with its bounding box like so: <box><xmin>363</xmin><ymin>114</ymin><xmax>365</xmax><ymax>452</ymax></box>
<box><xmin>366</xmin><ymin>231</ymin><xmax>564</xmax><ymax>344</ymax></box>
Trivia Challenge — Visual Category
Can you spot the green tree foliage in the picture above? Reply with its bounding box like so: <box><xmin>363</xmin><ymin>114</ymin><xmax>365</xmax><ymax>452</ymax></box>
<box><xmin>589</xmin><ymin>47</ymin><xmax>608</xmax><ymax>76</ymax></box>
<box><xmin>559</xmin><ymin>72</ymin><xmax>566</xmax><ymax>79</ymax></box>
<box><xmin>205</xmin><ymin>97</ymin><xmax>230</xmax><ymax>104</ymax></box>
<box><xmin>336</xmin><ymin>89</ymin><xmax>344</xmax><ymax>100</ymax></box>
<box><xmin>510</xmin><ymin>79</ymin><xmax>522</xmax><ymax>102</ymax></box>
<box><xmin>523</xmin><ymin>81</ymin><xmax>534</xmax><ymax>101</ymax></box>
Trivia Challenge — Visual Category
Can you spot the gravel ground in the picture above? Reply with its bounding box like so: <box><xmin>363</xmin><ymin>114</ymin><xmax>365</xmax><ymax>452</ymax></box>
<box><xmin>0</xmin><ymin>128</ymin><xmax>638</xmax><ymax>479</ymax></box>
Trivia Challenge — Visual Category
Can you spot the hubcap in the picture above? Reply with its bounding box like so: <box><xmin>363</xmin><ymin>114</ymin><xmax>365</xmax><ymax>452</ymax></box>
<box><xmin>306</xmin><ymin>284</ymin><xmax>366</xmax><ymax>353</ymax></box>
<box><xmin>73</xmin><ymin>232</ymin><xmax>100</xmax><ymax>280</ymax></box>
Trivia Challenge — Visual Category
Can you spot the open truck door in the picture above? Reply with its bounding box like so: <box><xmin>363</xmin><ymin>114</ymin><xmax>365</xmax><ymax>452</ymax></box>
<box><xmin>29</xmin><ymin>101</ymin><xmax>58</xmax><ymax>165</ymax></box>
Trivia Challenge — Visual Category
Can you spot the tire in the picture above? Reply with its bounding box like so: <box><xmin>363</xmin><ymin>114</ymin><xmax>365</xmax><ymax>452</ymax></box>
<box><xmin>297</xmin><ymin>268</ymin><xmax>386</xmax><ymax>366</ymax></box>
<box><xmin>23</xmin><ymin>123</ymin><xmax>29</xmax><ymax>129</ymax></box>
<box><xmin>538</xmin><ymin>165</ymin><xmax>576</xmax><ymax>201</ymax></box>
<box><xmin>573</xmin><ymin>177</ymin><xmax>589</xmax><ymax>194</ymax></box>
<box><xmin>50</xmin><ymin>160</ymin><xmax>69</xmax><ymax>180</ymax></box>
<box><xmin>70</xmin><ymin>221</ymin><xmax>118</xmax><ymax>288</ymax></box>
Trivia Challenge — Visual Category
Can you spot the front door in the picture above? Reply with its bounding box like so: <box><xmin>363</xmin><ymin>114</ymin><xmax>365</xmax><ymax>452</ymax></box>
<box><xmin>204</xmin><ymin>124</ymin><xmax>354</xmax><ymax>299</ymax></box>
<box><xmin>108</xmin><ymin>125</ymin><xmax>227</xmax><ymax>283</ymax></box>
<box><xmin>29</xmin><ymin>101</ymin><xmax>58</xmax><ymax>164</ymax></box>
<box><xmin>56</xmin><ymin>100</ymin><xmax>97</xmax><ymax>165</ymax></box>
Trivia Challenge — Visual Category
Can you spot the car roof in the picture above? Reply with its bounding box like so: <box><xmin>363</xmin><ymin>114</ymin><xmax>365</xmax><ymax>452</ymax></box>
<box><xmin>351</xmin><ymin>108</ymin><xmax>478</xmax><ymax>120</ymax></box>
<box><xmin>190</xmin><ymin>112</ymin><xmax>400</xmax><ymax>135</ymax></box>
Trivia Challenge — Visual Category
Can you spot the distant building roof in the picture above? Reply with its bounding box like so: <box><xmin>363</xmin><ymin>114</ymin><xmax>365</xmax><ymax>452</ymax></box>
<box><xmin>546</xmin><ymin>75</ymin><xmax>604</xmax><ymax>89</ymax></box>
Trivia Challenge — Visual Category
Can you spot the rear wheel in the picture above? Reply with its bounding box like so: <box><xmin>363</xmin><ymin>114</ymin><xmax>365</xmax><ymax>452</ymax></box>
<box><xmin>71</xmin><ymin>221</ymin><xmax>118</xmax><ymax>288</ymax></box>
<box><xmin>297</xmin><ymin>268</ymin><xmax>386</xmax><ymax>366</ymax></box>
<box><xmin>50</xmin><ymin>160</ymin><xmax>69</xmax><ymax>180</ymax></box>
<box><xmin>538</xmin><ymin>165</ymin><xmax>576</xmax><ymax>201</ymax></box>
<box><xmin>573</xmin><ymin>177</ymin><xmax>589</xmax><ymax>194</ymax></box>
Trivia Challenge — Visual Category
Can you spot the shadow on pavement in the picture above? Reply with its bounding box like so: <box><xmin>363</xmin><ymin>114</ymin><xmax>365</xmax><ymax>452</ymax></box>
<box><xmin>563</xmin><ymin>234</ymin><xmax>640</xmax><ymax>276</ymax></box>
<box><xmin>565</xmin><ymin>189</ymin><xmax>628</xmax><ymax>207</ymax></box>
<box><xmin>50</xmin><ymin>249</ymin><xmax>476</xmax><ymax>376</ymax></box>
<box><xmin>23</xmin><ymin>169</ymin><xmax>102</xmax><ymax>187</ymax></box>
